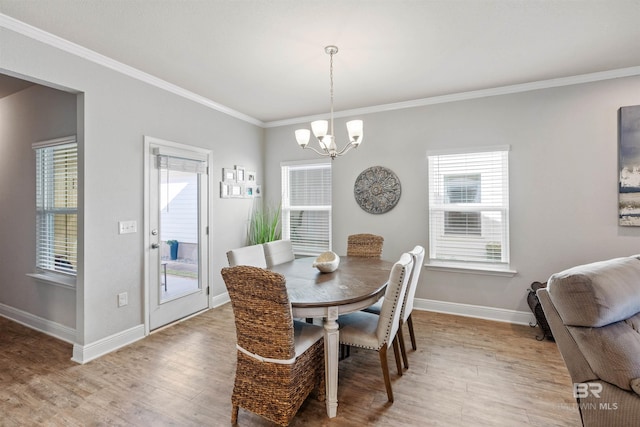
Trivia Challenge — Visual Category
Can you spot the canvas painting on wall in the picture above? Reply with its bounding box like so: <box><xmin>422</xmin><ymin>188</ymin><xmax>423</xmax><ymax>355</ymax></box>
<box><xmin>619</xmin><ymin>105</ymin><xmax>640</xmax><ymax>225</ymax></box>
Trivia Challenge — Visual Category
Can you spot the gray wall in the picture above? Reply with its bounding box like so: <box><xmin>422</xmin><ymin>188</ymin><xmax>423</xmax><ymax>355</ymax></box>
<box><xmin>0</xmin><ymin>28</ymin><xmax>263</xmax><ymax>347</ymax></box>
<box><xmin>0</xmin><ymin>84</ymin><xmax>78</xmax><ymax>328</ymax></box>
<box><xmin>265</xmin><ymin>75</ymin><xmax>640</xmax><ymax>314</ymax></box>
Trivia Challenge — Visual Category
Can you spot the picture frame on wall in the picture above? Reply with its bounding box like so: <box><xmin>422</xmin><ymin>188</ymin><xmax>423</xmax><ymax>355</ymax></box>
<box><xmin>247</xmin><ymin>171</ymin><xmax>257</xmax><ymax>183</ymax></box>
<box><xmin>255</xmin><ymin>184</ymin><xmax>262</xmax><ymax>198</ymax></box>
<box><xmin>235</xmin><ymin>165</ymin><xmax>245</xmax><ymax>182</ymax></box>
<box><xmin>619</xmin><ymin>105</ymin><xmax>640</xmax><ymax>226</ymax></box>
<box><xmin>245</xmin><ymin>186</ymin><xmax>255</xmax><ymax>197</ymax></box>
<box><xmin>230</xmin><ymin>183</ymin><xmax>243</xmax><ymax>197</ymax></box>
<box><xmin>222</xmin><ymin>168</ymin><xmax>236</xmax><ymax>182</ymax></box>
<box><xmin>220</xmin><ymin>182</ymin><xmax>229</xmax><ymax>198</ymax></box>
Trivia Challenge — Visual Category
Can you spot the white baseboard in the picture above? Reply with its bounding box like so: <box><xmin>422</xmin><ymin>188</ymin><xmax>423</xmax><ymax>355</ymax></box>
<box><xmin>0</xmin><ymin>302</ymin><xmax>76</xmax><ymax>343</ymax></box>
<box><xmin>211</xmin><ymin>291</ymin><xmax>230</xmax><ymax>308</ymax></box>
<box><xmin>210</xmin><ymin>293</ymin><xmax>533</xmax><ymax>325</ymax></box>
<box><xmin>72</xmin><ymin>324</ymin><xmax>145</xmax><ymax>364</ymax></box>
<box><xmin>414</xmin><ymin>298</ymin><xmax>535</xmax><ymax>326</ymax></box>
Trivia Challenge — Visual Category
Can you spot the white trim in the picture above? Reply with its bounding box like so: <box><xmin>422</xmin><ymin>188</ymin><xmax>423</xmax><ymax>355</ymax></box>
<box><xmin>152</xmin><ymin>146</ymin><xmax>209</xmax><ymax>162</ymax></box>
<box><xmin>26</xmin><ymin>272</ymin><xmax>76</xmax><ymax>289</ymax></box>
<box><xmin>32</xmin><ymin>135</ymin><xmax>76</xmax><ymax>150</ymax></box>
<box><xmin>280</xmin><ymin>158</ymin><xmax>331</xmax><ymax>167</ymax></box>
<box><xmin>71</xmin><ymin>324</ymin><xmax>145</xmax><ymax>364</ymax></box>
<box><xmin>265</xmin><ymin>66</ymin><xmax>640</xmax><ymax>128</ymax></box>
<box><xmin>211</xmin><ymin>292</ymin><xmax>231</xmax><ymax>308</ymax></box>
<box><xmin>414</xmin><ymin>297</ymin><xmax>534</xmax><ymax>326</ymax></box>
<box><xmin>425</xmin><ymin>262</ymin><xmax>517</xmax><ymax>277</ymax></box>
<box><xmin>0</xmin><ymin>303</ymin><xmax>76</xmax><ymax>344</ymax></box>
<box><xmin>426</xmin><ymin>144</ymin><xmax>511</xmax><ymax>157</ymax></box>
<box><xmin>0</xmin><ymin>13</ymin><xmax>262</xmax><ymax>127</ymax></box>
<box><xmin>2</xmin><ymin>13</ymin><xmax>640</xmax><ymax>129</ymax></box>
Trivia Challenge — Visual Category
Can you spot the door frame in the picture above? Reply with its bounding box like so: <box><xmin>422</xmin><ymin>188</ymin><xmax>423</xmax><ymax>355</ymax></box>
<box><xmin>143</xmin><ymin>135</ymin><xmax>213</xmax><ymax>335</ymax></box>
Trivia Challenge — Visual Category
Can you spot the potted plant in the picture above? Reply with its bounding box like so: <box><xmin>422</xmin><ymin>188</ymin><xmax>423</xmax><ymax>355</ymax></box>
<box><xmin>166</xmin><ymin>240</ymin><xmax>179</xmax><ymax>260</ymax></box>
<box><xmin>247</xmin><ymin>203</ymin><xmax>281</xmax><ymax>245</ymax></box>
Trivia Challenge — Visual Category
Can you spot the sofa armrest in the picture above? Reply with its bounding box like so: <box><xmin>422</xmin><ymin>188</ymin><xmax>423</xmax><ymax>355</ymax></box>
<box><xmin>537</xmin><ymin>288</ymin><xmax>596</xmax><ymax>384</ymax></box>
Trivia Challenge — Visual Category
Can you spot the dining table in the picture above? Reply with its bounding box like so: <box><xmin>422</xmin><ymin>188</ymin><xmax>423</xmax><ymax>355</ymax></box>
<box><xmin>269</xmin><ymin>255</ymin><xmax>393</xmax><ymax>418</ymax></box>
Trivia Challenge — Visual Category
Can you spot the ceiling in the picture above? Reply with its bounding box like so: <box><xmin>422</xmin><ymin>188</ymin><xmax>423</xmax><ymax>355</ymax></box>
<box><xmin>1</xmin><ymin>0</ymin><xmax>640</xmax><ymax>125</ymax></box>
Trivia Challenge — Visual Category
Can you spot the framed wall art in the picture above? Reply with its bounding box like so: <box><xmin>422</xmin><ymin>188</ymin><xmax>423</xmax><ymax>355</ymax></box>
<box><xmin>230</xmin><ymin>183</ymin><xmax>243</xmax><ymax>197</ymax></box>
<box><xmin>220</xmin><ymin>165</ymin><xmax>260</xmax><ymax>199</ymax></box>
<box><xmin>222</xmin><ymin>168</ymin><xmax>236</xmax><ymax>182</ymax></box>
<box><xmin>235</xmin><ymin>165</ymin><xmax>245</xmax><ymax>182</ymax></box>
<box><xmin>619</xmin><ymin>105</ymin><xmax>640</xmax><ymax>226</ymax></box>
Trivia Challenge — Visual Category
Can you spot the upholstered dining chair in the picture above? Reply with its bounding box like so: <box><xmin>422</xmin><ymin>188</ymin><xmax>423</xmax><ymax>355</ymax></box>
<box><xmin>263</xmin><ymin>239</ymin><xmax>295</xmax><ymax>268</ymax></box>
<box><xmin>363</xmin><ymin>245</ymin><xmax>425</xmax><ymax>369</ymax></box>
<box><xmin>221</xmin><ymin>265</ymin><xmax>325</xmax><ymax>426</ymax></box>
<box><xmin>337</xmin><ymin>252</ymin><xmax>413</xmax><ymax>402</ymax></box>
<box><xmin>346</xmin><ymin>233</ymin><xmax>384</xmax><ymax>258</ymax></box>
<box><xmin>226</xmin><ymin>244</ymin><xmax>267</xmax><ymax>268</ymax></box>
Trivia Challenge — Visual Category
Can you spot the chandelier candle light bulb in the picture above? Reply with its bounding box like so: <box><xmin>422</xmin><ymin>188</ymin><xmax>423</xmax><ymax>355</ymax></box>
<box><xmin>295</xmin><ymin>45</ymin><xmax>364</xmax><ymax>159</ymax></box>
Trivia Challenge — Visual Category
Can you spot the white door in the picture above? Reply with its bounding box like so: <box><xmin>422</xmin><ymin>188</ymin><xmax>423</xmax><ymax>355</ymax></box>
<box><xmin>145</xmin><ymin>136</ymin><xmax>210</xmax><ymax>331</ymax></box>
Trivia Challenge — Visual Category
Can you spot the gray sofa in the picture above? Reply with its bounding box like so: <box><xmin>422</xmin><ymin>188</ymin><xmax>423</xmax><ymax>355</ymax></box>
<box><xmin>538</xmin><ymin>255</ymin><xmax>640</xmax><ymax>426</ymax></box>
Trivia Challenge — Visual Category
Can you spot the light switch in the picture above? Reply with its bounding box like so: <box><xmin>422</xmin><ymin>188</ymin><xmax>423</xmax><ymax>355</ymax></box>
<box><xmin>118</xmin><ymin>220</ymin><xmax>137</xmax><ymax>234</ymax></box>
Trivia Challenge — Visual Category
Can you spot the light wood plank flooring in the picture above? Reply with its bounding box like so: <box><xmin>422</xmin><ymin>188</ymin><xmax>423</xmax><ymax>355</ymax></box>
<box><xmin>0</xmin><ymin>305</ymin><xmax>582</xmax><ymax>426</ymax></box>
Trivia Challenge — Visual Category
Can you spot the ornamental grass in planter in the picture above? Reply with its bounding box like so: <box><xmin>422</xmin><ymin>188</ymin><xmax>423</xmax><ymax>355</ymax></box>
<box><xmin>247</xmin><ymin>203</ymin><xmax>282</xmax><ymax>245</ymax></box>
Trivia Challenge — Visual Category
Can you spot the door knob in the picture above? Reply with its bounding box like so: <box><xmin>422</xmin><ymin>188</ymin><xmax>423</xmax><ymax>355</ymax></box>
<box><xmin>151</xmin><ymin>243</ymin><xmax>160</xmax><ymax>249</ymax></box>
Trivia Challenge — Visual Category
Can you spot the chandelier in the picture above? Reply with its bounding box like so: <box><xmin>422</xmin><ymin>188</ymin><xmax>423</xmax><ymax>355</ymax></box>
<box><xmin>295</xmin><ymin>45</ymin><xmax>363</xmax><ymax>159</ymax></box>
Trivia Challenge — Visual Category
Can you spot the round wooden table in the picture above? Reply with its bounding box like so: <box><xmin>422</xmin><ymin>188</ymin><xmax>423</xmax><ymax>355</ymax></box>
<box><xmin>270</xmin><ymin>255</ymin><xmax>393</xmax><ymax>418</ymax></box>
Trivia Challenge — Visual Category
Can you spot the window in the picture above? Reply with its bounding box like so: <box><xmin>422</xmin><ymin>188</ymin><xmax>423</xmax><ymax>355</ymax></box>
<box><xmin>33</xmin><ymin>136</ymin><xmax>78</xmax><ymax>276</ymax></box>
<box><xmin>281</xmin><ymin>160</ymin><xmax>331</xmax><ymax>256</ymax></box>
<box><xmin>428</xmin><ymin>147</ymin><xmax>509</xmax><ymax>266</ymax></box>
<box><xmin>444</xmin><ymin>174</ymin><xmax>481</xmax><ymax>235</ymax></box>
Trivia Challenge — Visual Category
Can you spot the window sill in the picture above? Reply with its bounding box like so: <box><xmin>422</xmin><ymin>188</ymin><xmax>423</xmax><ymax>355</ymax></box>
<box><xmin>26</xmin><ymin>273</ymin><xmax>76</xmax><ymax>289</ymax></box>
<box><xmin>425</xmin><ymin>261</ymin><xmax>517</xmax><ymax>277</ymax></box>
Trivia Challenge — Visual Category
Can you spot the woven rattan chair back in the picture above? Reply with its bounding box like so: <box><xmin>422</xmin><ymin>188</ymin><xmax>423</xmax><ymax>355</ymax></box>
<box><xmin>347</xmin><ymin>233</ymin><xmax>384</xmax><ymax>258</ymax></box>
<box><xmin>222</xmin><ymin>266</ymin><xmax>295</xmax><ymax>359</ymax></box>
<box><xmin>221</xmin><ymin>266</ymin><xmax>325</xmax><ymax>426</ymax></box>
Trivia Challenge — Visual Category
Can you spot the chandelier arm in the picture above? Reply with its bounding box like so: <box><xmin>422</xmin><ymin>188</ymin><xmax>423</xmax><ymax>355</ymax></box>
<box><xmin>302</xmin><ymin>145</ymin><xmax>332</xmax><ymax>157</ymax></box>
<box><xmin>334</xmin><ymin>142</ymin><xmax>357</xmax><ymax>156</ymax></box>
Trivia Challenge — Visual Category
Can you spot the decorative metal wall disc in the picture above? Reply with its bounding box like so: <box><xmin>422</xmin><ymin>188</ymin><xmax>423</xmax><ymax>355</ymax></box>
<box><xmin>353</xmin><ymin>166</ymin><xmax>401</xmax><ymax>214</ymax></box>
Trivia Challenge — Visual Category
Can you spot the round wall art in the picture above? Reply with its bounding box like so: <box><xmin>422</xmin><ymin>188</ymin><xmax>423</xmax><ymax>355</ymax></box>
<box><xmin>353</xmin><ymin>166</ymin><xmax>401</xmax><ymax>214</ymax></box>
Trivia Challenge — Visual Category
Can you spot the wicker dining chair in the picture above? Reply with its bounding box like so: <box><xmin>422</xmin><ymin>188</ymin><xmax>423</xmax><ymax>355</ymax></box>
<box><xmin>363</xmin><ymin>245</ymin><xmax>425</xmax><ymax>369</ymax></box>
<box><xmin>221</xmin><ymin>266</ymin><xmax>325</xmax><ymax>426</ymax></box>
<box><xmin>337</xmin><ymin>252</ymin><xmax>413</xmax><ymax>402</ymax></box>
<box><xmin>346</xmin><ymin>233</ymin><xmax>384</xmax><ymax>258</ymax></box>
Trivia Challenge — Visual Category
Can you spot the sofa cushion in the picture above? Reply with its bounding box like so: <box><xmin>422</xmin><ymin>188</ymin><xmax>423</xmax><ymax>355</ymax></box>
<box><xmin>568</xmin><ymin>312</ymin><xmax>640</xmax><ymax>392</ymax></box>
<box><xmin>547</xmin><ymin>256</ymin><xmax>640</xmax><ymax>327</ymax></box>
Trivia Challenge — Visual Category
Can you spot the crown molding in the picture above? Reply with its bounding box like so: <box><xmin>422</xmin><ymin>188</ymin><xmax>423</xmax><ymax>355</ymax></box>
<box><xmin>264</xmin><ymin>65</ymin><xmax>640</xmax><ymax>128</ymax></box>
<box><xmin>0</xmin><ymin>13</ymin><xmax>264</xmax><ymax>127</ymax></box>
<box><xmin>3</xmin><ymin>13</ymin><xmax>640</xmax><ymax>130</ymax></box>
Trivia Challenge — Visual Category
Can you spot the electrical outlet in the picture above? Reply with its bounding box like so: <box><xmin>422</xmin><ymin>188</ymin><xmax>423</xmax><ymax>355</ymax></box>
<box><xmin>117</xmin><ymin>292</ymin><xmax>128</xmax><ymax>307</ymax></box>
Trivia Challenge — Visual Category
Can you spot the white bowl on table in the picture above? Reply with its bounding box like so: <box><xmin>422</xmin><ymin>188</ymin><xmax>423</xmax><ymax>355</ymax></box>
<box><xmin>312</xmin><ymin>251</ymin><xmax>340</xmax><ymax>273</ymax></box>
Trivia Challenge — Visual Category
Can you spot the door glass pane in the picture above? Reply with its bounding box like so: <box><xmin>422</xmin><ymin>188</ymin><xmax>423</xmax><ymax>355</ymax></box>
<box><xmin>159</xmin><ymin>168</ymin><xmax>200</xmax><ymax>303</ymax></box>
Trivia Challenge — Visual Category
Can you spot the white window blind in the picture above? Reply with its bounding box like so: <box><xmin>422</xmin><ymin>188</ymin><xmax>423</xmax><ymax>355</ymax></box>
<box><xmin>33</xmin><ymin>137</ymin><xmax>78</xmax><ymax>275</ymax></box>
<box><xmin>281</xmin><ymin>161</ymin><xmax>331</xmax><ymax>256</ymax></box>
<box><xmin>428</xmin><ymin>148</ymin><xmax>509</xmax><ymax>265</ymax></box>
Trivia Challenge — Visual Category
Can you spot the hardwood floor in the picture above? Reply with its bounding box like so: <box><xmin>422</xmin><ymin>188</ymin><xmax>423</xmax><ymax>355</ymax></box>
<box><xmin>0</xmin><ymin>306</ymin><xmax>582</xmax><ymax>426</ymax></box>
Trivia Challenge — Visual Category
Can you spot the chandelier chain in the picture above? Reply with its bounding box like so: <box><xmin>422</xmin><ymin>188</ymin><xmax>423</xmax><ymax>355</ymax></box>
<box><xmin>329</xmin><ymin>49</ymin><xmax>334</xmax><ymax>137</ymax></box>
